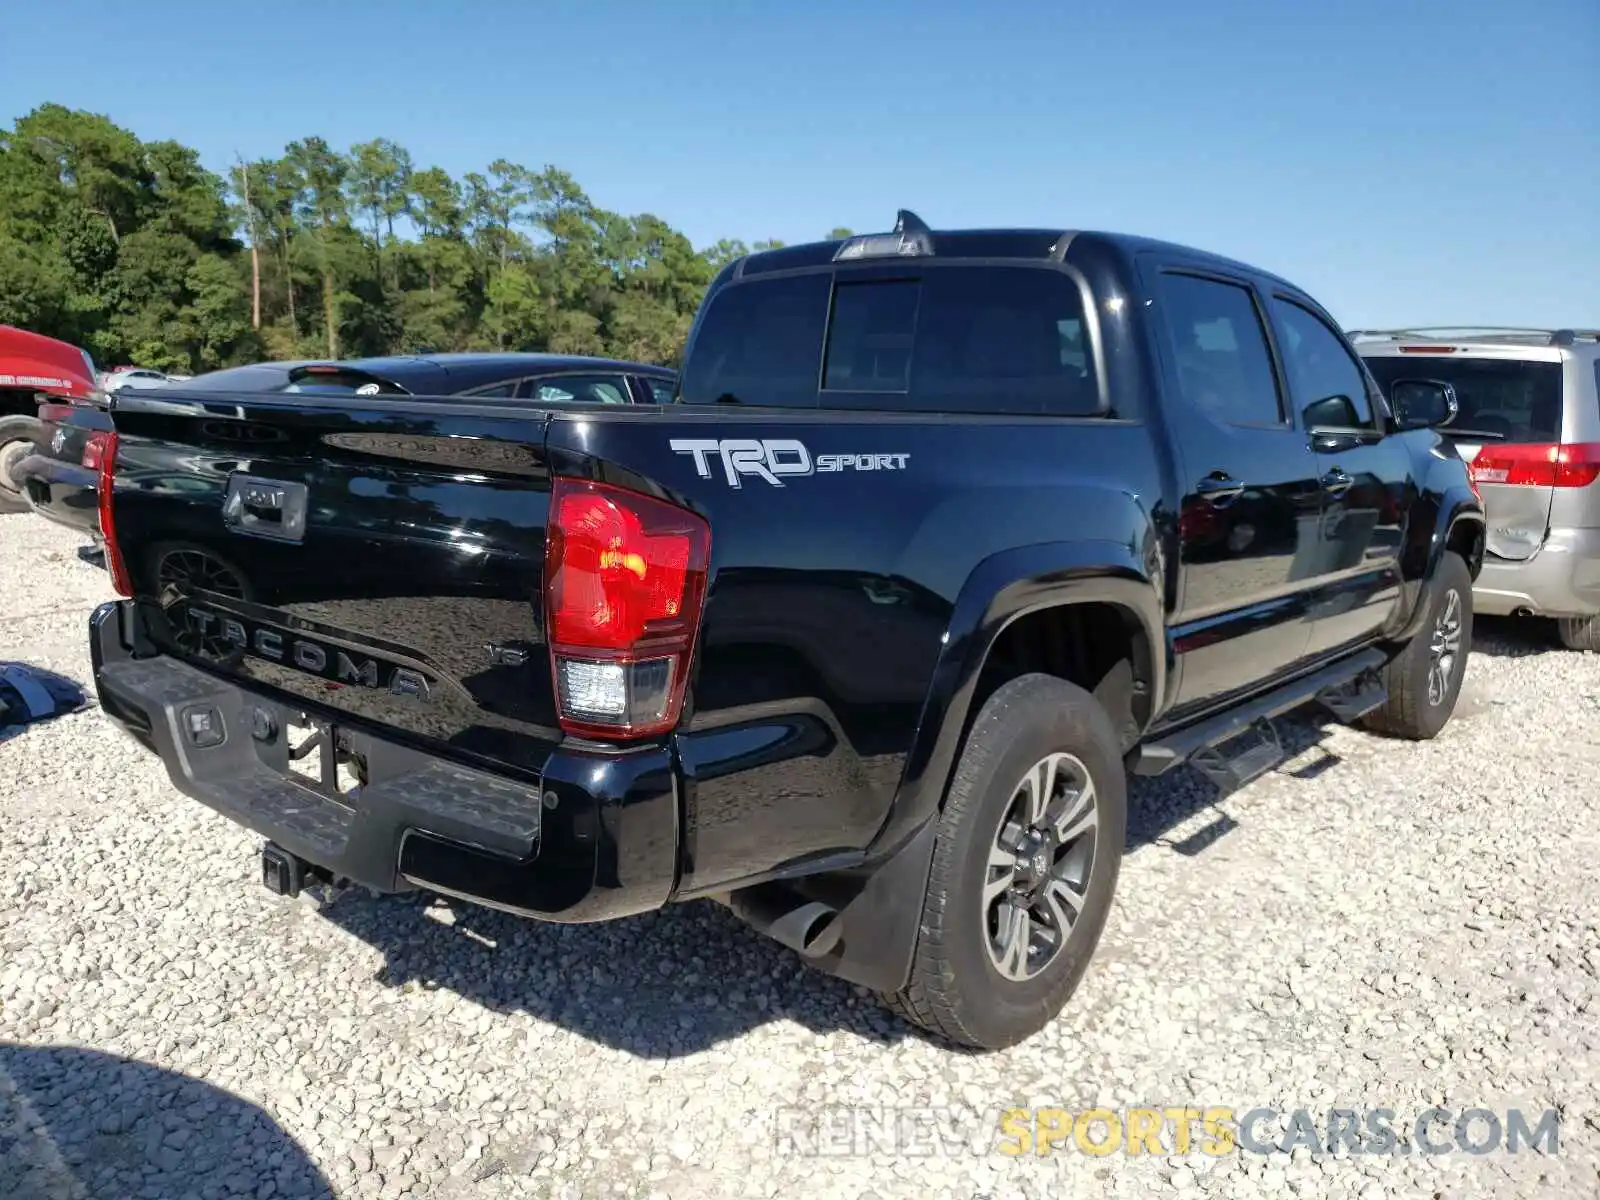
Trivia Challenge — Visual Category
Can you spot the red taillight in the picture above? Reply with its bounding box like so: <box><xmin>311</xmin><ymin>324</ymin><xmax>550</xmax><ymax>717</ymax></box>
<box><xmin>544</xmin><ymin>477</ymin><xmax>710</xmax><ymax>739</ymax></box>
<box><xmin>1398</xmin><ymin>345</ymin><xmax>1458</xmax><ymax>354</ymax></box>
<box><xmin>94</xmin><ymin>432</ymin><xmax>133</xmax><ymax>596</ymax></box>
<box><xmin>1470</xmin><ymin>442</ymin><xmax>1600</xmax><ymax>489</ymax></box>
<box><xmin>81</xmin><ymin>431</ymin><xmax>111</xmax><ymax>471</ymax></box>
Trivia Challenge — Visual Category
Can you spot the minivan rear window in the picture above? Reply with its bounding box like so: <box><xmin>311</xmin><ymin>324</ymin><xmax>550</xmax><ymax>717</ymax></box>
<box><xmin>1362</xmin><ymin>356</ymin><xmax>1563</xmax><ymax>443</ymax></box>
<box><xmin>680</xmin><ymin>265</ymin><xmax>1099</xmax><ymax>415</ymax></box>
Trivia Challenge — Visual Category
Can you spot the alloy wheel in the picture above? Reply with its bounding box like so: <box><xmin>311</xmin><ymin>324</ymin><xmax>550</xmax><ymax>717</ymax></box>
<box><xmin>983</xmin><ymin>751</ymin><xmax>1099</xmax><ymax>982</ymax></box>
<box><xmin>1427</xmin><ymin>588</ymin><xmax>1463</xmax><ymax>706</ymax></box>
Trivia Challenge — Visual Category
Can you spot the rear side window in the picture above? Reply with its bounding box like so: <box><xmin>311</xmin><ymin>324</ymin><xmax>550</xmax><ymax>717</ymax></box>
<box><xmin>1156</xmin><ymin>273</ymin><xmax>1283</xmax><ymax>426</ymax></box>
<box><xmin>680</xmin><ymin>266</ymin><xmax>1099</xmax><ymax>414</ymax></box>
<box><xmin>645</xmin><ymin>377</ymin><xmax>677</xmax><ymax>404</ymax></box>
<box><xmin>681</xmin><ymin>273</ymin><xmax>831</xmax><ymax>407</ymax></box>
<box><xmin>1362</xmin><ymin>356</ymin><xmax>1564</xmax><ymax>443</ymax></box>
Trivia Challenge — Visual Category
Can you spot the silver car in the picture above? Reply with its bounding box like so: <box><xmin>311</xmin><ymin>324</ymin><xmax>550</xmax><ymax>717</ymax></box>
<box><xmin>1355</xmin><ymin>328</ymin><xmax>1600</xmax><ymax>648</ymax></box>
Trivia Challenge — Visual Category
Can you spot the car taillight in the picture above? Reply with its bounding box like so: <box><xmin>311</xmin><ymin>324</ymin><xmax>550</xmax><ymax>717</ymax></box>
<box><xmin>95</xmin><ymin>432</ymin><xmax>133</xmax><ymax>596</ymax></box>
<box><xmin>544</xmin><ymin>477</ymin><xmax>710</xmax><ymax>739</ymax></box>
<box><xmin>1470</xmin><ymin>442</ymin><xmax>1600</xmax><ymax>489</ymax></box>
<box><xmin>81</xmin><ymin>431</ymin><xmax>111</xmax><ymax>471</ymax></box>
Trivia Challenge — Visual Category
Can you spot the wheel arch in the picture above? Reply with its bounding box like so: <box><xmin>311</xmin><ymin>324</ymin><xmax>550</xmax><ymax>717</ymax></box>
<box><xmin>868</xmin><ymin>539</ymin><xmax>1165</xmax><ymax>858</ymax></box>
<box><xmin>804</xmin><ymin>541</ymin><xmax>1163</xmax><ymax>999</ymax></box>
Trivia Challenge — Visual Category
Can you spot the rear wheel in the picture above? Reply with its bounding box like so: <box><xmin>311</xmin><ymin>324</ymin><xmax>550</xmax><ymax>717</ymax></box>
<box><xmin>1363</xmin><ymin>551</ymin><xmax>1472</xmax><ymax>740</ymax></box>
<box><xmin>1556</xmin><ymin>616</ymin><xmax>1600</xmax><ymax>652</ymax></box>
<box><xmin>0</xmin><ymin>414</ymin><xmax>39</xmax><ymax>515</ymax></box>
<box><xmin>880</xmin><ymin>673</ymin><xmax>1126</xmax><ymax>1050</ymax></box>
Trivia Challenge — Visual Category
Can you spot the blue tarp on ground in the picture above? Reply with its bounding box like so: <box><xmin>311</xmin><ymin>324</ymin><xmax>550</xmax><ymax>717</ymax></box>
<box><xmin>0</xmin><ymin>663</ymin><xmax>86</xmax><ymax>728</ymax></box>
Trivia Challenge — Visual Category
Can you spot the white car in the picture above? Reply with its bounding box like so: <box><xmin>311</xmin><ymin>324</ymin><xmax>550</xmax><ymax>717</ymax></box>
<box><xmin>99</xmin><ymin>368</ymin><xmax>175</xmax><ymax>393</ymax></box>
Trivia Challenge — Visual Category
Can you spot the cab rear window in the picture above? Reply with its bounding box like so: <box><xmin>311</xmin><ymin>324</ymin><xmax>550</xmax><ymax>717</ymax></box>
<box><xmin>1363</xmin><ymin>356</ymin><xmax>1563</xmax><ymax>443</ymax></box>
<box><xmin>680</xmin><ymin>265</ymin><xmax>1099</xmax><ymax>415</ymax></box>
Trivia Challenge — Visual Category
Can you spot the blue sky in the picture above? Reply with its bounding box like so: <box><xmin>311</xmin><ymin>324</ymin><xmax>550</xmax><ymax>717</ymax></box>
<box><xmin>2</xmin><ymin>0</ymin><xmax>1595</xmax><ymax>329</ymax></box>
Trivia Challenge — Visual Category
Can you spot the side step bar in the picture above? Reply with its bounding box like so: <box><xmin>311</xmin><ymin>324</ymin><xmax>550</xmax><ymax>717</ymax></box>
<box><xmin>1131</xmin><ymin>647</ymin><xmax>1388</xmax><ymax>778</ymax></box>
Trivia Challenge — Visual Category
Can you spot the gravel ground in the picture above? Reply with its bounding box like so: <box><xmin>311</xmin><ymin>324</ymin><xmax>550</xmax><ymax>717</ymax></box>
<box><xmin>2</xmin><ymin>511</ymin><xmax>1597</xmax><ymax>1200</ymax></box>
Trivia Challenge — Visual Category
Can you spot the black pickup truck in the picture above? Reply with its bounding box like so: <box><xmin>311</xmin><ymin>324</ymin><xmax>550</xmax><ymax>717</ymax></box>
<box><xmin>88</xmin><ymin>214</ymin><xmax>1485</xmax><ymax>1049</ymax></box>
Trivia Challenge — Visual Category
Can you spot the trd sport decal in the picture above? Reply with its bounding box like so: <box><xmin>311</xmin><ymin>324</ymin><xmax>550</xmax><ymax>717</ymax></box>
<box><xmin>668</xmin><ymin>438</ymin><xmax>909</xmax><ymax>488</ymax></box>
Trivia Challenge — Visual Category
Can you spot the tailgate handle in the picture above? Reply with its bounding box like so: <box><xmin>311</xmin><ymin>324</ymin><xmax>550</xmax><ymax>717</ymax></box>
<box><xmin>223</xmin><ymin>474</ymin><xmax>309</xmax><ymax>543</ymax></box>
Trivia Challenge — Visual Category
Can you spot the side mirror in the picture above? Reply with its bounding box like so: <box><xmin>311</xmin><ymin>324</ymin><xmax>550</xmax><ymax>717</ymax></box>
<box><xmin>1303</xmin><ymin>394</ymin><xmax>1370</xmax><ymax>452</ymax></box>
<box><xmin>1390</xmin><ymin>378</ymin><xmax>1458</xmax><ymax>431</ymax></box>
<box><xmin>1303</xmin><ymin>394</ymin><xmax>1362</xmax><ymax>431</ymax></box>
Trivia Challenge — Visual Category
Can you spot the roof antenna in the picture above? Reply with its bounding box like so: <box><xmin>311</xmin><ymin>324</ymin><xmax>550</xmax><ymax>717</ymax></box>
<box><xmin>894</xmin><ymin>209</ymin><xmax>931</xmax><ymax>235</ymax></box>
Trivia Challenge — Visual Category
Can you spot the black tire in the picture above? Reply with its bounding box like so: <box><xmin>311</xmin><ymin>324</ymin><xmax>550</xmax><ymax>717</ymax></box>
<box><xmin>1362</xmin><ymin>551</ymin><xmax>1473</xmax><ymax>740</ymax></box>
<box><xmin>0</xmin><ymin>413</ymin><xmax>40</xmax><ymax>515</ymax></box>
<box><xmin>880</xmin><ymin>673</ymin><xmax>1127</xmax><ymax>1050</ymax></box>
<box><xmin>1556</xmin><ymin>616</ymin><xmax>1600</xmax><ymax>652</ymax></box>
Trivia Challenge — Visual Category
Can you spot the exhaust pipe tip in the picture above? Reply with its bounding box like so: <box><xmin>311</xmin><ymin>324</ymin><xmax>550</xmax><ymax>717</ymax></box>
<box><xmin>772</xmin><ymin>900</ymin><xmax>843</xmax><ymax>959</ymax></box>
<box><xmin>719</xmin><ymin>887</ymin><xmax>843</xmax><ymax>960</ymax></box>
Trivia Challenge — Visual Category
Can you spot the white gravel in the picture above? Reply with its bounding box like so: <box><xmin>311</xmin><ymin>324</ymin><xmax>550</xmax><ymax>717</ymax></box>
<box><xmin>2</xmin><ymin>511</ymin><xmax>1597</xmax><ymax>1200</ymax></box>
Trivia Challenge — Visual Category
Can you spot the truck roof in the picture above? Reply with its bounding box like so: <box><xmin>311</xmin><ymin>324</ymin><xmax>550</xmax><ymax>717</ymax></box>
<box><xmin>731</xmin><ymin>223</ymin><xmax>1301</xmax><ymax>294</ymax></box>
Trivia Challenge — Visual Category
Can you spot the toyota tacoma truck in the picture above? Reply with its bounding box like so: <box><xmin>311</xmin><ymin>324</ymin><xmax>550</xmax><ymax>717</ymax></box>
<box><xmin>88</xmin><ymin>214</ymin><xmax>1484</xmax><ymax>1049</ymax></box>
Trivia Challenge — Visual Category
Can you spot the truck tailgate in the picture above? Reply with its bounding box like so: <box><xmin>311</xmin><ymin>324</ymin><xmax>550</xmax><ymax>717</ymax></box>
<box><xmin>107</xmin><ymin>391</ymin><xmax>561</xmax><ymax>776</ymax></box>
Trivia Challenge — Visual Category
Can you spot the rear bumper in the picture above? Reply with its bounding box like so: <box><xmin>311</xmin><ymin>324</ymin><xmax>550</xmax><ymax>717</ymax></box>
<box><xmin>18</xmin><ymin>453</ymin><xmax>100</xmax><ymax>538</ymax></box>
<box><xmin>1473</xmin><ymin>527</ymin><xmax>1600</xmax><ymax>618</ymax></box>
<box><xmin>89</xmin><ymin>601</ymin><xmax>678</xmax><ymax>923</ymax></box>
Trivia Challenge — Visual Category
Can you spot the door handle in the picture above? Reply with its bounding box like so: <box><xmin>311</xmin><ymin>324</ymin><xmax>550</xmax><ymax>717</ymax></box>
<box><xmin>1195</xmin><ymin>473</ymin><xmax>1246</xmax><ymax>505</ymax></box>
<box><xmin>1321</xmin><ymin>468</ymin><xmax>1353</xmax><ymax>497</ymax></box>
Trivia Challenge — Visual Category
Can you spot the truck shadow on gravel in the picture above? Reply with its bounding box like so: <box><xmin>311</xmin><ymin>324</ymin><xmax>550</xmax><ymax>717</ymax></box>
<box><xmin>0</xmin><ymin>1043</ymin><xmax>334</xmax><ymax>1199</ymax></box>
<box><xmin>315</xmin><ymin>888</ymin><xmax>910</xmax><ymax>1054</ymax></box>
<box><xmin>312</xmin><ymin>717</ymin><xmax>1354</xmax><ymax>1055</ymax></box>
<box><xmin>305</xmin><ymin>623</ymin><xmax>1536</xmax><ymax>1054</ymax></box>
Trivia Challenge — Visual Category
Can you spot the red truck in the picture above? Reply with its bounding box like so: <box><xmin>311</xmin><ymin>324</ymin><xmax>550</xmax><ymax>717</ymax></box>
<box><xmin>0</xmin><ymin>325</ymin><xmax>98</xmax><ymax>514</ymax></box>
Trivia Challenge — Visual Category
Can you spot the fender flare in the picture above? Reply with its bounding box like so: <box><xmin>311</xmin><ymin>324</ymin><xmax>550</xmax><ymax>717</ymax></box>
<box><xmin>866</xmin><ymin>538</ymin><xmax>1165</xmax><ymax>857</ymax></box>
<box><xmin>1436</xmin><ymin>496</ymin><xmax>1487</xmax><ymax>577</ymax></box>
<box><xmin>1396</xmin><ymin>487</ymin><xmax>1484</xmax><ymax>642</ymax></box>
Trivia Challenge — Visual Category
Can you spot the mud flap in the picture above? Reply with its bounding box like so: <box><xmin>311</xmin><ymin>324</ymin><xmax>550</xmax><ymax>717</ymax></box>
<box><xmin>809</xmin><ymin>818</ymin><xmax>940</xmax><ymax>993</ymax></box>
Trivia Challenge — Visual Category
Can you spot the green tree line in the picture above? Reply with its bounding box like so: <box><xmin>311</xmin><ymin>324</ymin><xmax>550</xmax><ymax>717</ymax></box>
<box><xmin>0</xmin><ymin>104</ymin><xmax>836</xmax><ymax>373</ymax></box>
